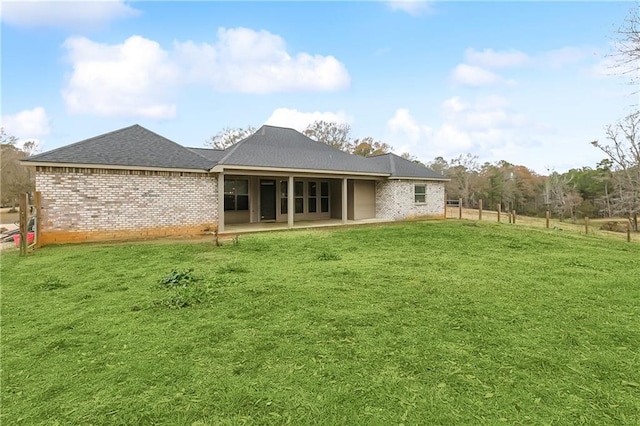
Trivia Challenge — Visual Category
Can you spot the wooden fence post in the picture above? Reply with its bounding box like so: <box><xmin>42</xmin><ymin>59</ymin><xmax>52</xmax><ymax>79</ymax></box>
<box><xmin>584</xmin><ymin>216</ymin><xmax>589</xmax><ymax>234</ymax></box>
<box><xmin>19</xmin><ymin>193</ymin><xmax>28</xmax><ymax>256</ymax></box>
<box><xmin>546</xmin><ymin>211</ymin><xmax>550</xmax><ymax>229</ymax></box>
<box><xmin>458</xmin><ymin>198</ymin><xmax>462</xmax><ymax>219</ymax></box>
<box><xmin>497</xmin><ymin>204</ymin><xmax>501</xmax><ymax>223</ymax></box>
<box><xmin>512</xmin><ymin>210</ymin><xmax>517</xmax><ymax>225</ymax></box>
<box><xmin>34</xmin><ymin>191</ymin><xmax>42</xmax><ymax>248</ymax></box>
<box><xmin>478</xmin><ymin>199</ymin><xmax>483</xmax><ymax>221</ymax></box>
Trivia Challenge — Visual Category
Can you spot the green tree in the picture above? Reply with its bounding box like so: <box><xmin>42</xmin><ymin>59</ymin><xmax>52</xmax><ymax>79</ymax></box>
<box><xmin>352</xmin><ymin>137</ymin><xmax>393</xmax><ymax>157</ymax></box>
<box><xmin>1</xmin><ymin>128</ymin><xmax>35</xmax><ymax>207</ymax></box>
<box><xmin>303</xmin><ymin>120</ymin><xmax>353</xmax><ymax>152</ymax></box>
<box><xmin>448</xmin><ymin>153</ymin><xmax>480</xmax><ymax>208</ymax></box>
<box><xmin>205</xmin><ymin>126</ymin><xmax>256</xmax><ymax>150</ymax></box>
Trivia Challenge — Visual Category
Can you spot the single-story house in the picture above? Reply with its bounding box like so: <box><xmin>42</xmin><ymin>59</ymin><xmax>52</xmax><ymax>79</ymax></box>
<box><xmin>22</xmin><ymin>124</ymin><xmax>448</xmax><ymax>245</ymax></box>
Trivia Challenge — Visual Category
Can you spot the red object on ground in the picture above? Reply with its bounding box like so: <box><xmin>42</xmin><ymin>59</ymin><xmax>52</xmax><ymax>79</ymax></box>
<box><xmin>13</xmin><ymin>232</ymin><xmax>35</xmax><ymax>247</ymax></box>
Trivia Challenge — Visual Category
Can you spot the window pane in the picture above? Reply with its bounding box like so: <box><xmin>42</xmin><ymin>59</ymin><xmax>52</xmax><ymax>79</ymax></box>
<box><xmin>415</xmin><ymin>194</ymin><xmax>426</xmax><ymax>203</ymax></box>
<box><xmin>280</xmin><ymin>181</ymin><xmax>288</xmax><ymax>197</ymax></box>
<box><xmin>321</xmin><ymin>197</ymin><xmax>329</xmax><ymax>213</ymax></box>
<box><xmin>224</xmin><ymin>180</ymin><xmax>235</xmax><ymax>194</ymax></box>
<box><xmin>308</xmin><ymin>197</ymin><xmax>317</xmax><ymax>213</ymax></box>
<box><xmin>295</xmin><ymin>181</ymin><xmax>304</xmax><ymax>197</ymax></box>
<box><xmin>236</xmin><ymin>179</ymin><xmax>249</xmax><ymax>195</ymax></box>
<box><xmin>237</xmin><ymin>195</ymin><xmax>249</xmax><ymax>211</ymax></box>
<box><xmin>224</xmin><ymin>194</ymin><xmax>235</xmax><ymax>211</ymax></box>
<box><xmin>295</xmin><ymin>198</ymin><xmax>304</xmax><ymax>213</ymax></box>
<box><xmin>415</xmin><ymin>185</ymin><xmax>426</xmax><ymax>195</ymax></box>
<box><xmin>281</xmin><ymin>198</ymin><xmax>288</xmax><ymax>214</ymax></box>
<box><xmin>320</xmin><ymin>182</ymin><xmax>329</xmax><ymax>197</ymax></box>
<box><xmin>308</xmin><ymin>181</ymin><xmax>317</xmax><ymax>196</ymax></box>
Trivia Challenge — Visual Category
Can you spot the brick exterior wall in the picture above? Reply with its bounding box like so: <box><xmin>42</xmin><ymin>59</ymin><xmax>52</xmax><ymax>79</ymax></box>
<box><xmin>375</xmin><ymin>180</ymin><xmax>445</xmax><ymax>220</ymax></box>
<box><xmin>35</xmin><ymin>167</ymin><xmax>218</xmax><ymax>244</ymax></box>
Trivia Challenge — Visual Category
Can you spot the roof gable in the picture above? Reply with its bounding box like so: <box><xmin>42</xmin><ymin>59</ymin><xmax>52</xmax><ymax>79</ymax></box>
<box><xmin>24</xmin><ymin>125</ymin><xmax>214</xmax><ymax>171</ymax></box>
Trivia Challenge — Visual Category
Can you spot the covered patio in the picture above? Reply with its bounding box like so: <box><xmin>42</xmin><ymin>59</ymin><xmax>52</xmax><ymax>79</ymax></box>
<box><xmin>216</xmin><ymin>171</ymin><xmax>382</xmax><ymax>233</ymax></box>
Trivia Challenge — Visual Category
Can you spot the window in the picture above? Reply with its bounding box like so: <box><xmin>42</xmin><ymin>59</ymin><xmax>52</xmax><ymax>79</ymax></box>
<box><xmin>224</xmin><ymin>179</ymin><xmax>249</xmax><ymax>211</ymax></box>
<box><xmin>308</xmin><ymin>182</ymin><xmax>317</xmax><ymax>213</ymax></box>
<box><xmin>415</xmin><ymin>185</ymin><xmax>426</xmax><ymax>203</ymax></box>
<box><xmin>280</xmin><ymin>181</ymin><xmax>288</xmax><ymax>214</ymax></box>
<box><xmin>294</xmin><ymin>181</ymin><xmax>304</xmax><ymax>213</ymax></box>
<box><xmin>320</xmin><ymin>182</ymin><xmax>329</xmax><ymax>213</ymax></box>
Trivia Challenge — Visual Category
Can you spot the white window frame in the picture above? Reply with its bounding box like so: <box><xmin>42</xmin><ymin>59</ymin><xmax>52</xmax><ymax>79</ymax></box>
<box><xmin>414</xmin><ymin>184</ymin><xmax>426</xmax><ymax>204</ymax></box>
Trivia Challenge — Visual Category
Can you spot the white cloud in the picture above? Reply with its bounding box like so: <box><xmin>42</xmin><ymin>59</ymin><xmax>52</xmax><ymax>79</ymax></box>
<box><xmin>264</xmin><ymin>108</ymin><xmax>351</xmax><ymax>132</ymax></box>
<box><xmin>1</xmin><ymin>107</ymin><xmax>51</xmax><ymax>138</ymax></box>
<box><xmin>387</xmin><ymin>0</ymin><xmax>432</xmax><ymax>16</ymax></box>
<box><xmin>442</xmin><ymin>95</ymin><xmax>527</xmax><ymax>132</ymax></box>
<box><xmin>451</xmin><ymin>46</ymin><xmax>594</xmax><ymax>88</ymax></box>
<box><xmin>450</xmin><ymin>64</ymin><xmax>507</xmax><ymax>87</ymax></box>
<box><xmin>61</xmin><ymin>29</ymin><xmax>350</xmax><ymax>118</ymax></box>
<box><xmin>0</xmin><ymin>0</ymin><xmax>140</xmax><ymax>29</ymax></box>
<box><xmin>464</xmin><ymin>48</ymin><xmax>529</xmax><ymax>68</ymax></box>
<box><xmin>62</xmin><ymin>36</ymin><xmax>179</xmax><ymax>119</ymax></box>
<box><xmin>438</xmin><ymin>96</ymin><xmax>532</xmax><ymax>151</ymax></box>
<box><xmin>431</xmin><ymin>124</ymin><xmax>475</xmax><ymax>153</ymax></box>
<box><xmin>385</xmin><ymin>97</ymin><xmax>542</xmax><ymax>164</ymax></box>
<box><xmin>386</xmin><ymin>108</ymin><xmax>433</xmax><ymax>153</ymax></box>
<box><xmin>174</xmin><ymin>27</ymin><xmax>350</xmax><ymax>93</ymax></box>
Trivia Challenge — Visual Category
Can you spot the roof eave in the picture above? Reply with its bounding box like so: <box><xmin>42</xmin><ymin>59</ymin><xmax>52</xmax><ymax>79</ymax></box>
<box><xmin>210</xmin><ymin>164</ymin><xmax>389</xmax><ymax>177</ymax></box>
<box><xmin>21</xmin><ymin>160</ymin><xmax>210</xmax><ymax>174</ymax></box>
<box><xmin>389</xmin><ymin>176</ymin><xmax>450</xmax><ymax>181</ymax></box>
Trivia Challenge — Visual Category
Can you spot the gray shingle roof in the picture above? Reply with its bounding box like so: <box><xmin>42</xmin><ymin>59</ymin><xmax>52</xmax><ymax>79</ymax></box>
<box><xmin>366</xmin><ymin>153</ymin><xmax>447</xmax><ymax>179</ymax></box>
<box><xmin>187</xmin><ymin>147</ymin><xmax>226</xmax><ymax>163</ymax></box>
<box><xmin>24</xmin><ymin>125</ymin><xmax>214</xmax><ymax>170</ymax></box>
<box><xmin>215</xmin><ymin>125</ymin><xmax>386</xmax><ymax>174</ymax></box>
<box><xmin>24</xmin><ymin>124</ymin><xmax>446</xmax><ymax>180</ymax></box>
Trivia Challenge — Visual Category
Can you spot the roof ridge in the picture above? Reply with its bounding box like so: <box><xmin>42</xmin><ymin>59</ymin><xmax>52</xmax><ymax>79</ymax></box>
<box><xmin>388</xmin><ymin>153</ymin><xmax>397</xmax><ymax>175</ymax></box>
<box><xmin>187</xmin><ymin>147</ymin><xmax>224</xmax><ymax>152</ymax></box>
<box><xmin>25</xmin><ymin>124</ymin><xmax>141</xmax><ymax>161</ymax></box>
<box><xmin>261</xmin><ymin>124</ymin><xmax>297</xmax><ymax>132</ymax></box>
<box><xmin>216</xmin><ymin>130</ymin><xmax>256</xmax><ymax>165</ymax></box>
<box><xmin>129</xmin><ymin>126</ymin><xmax>215</xmax><ymax>168</ymax></box>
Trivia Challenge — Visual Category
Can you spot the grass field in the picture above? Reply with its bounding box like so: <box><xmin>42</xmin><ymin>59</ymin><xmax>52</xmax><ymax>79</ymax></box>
<box><xmin>2</xmin><ymin>221</ymin><xmax>639</xmax><ymax>424</ymax></box>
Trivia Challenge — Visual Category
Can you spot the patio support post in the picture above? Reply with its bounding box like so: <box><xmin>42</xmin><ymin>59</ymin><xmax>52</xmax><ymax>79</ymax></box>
<box><xmin>288</xmin><ymin>176</ymin><xmax>294</xmax><ymax>229</ymax></box>
<box><xmin>342</xmin><ymin>178</ymin><xmax>348</xmax><ymax>224</ymax></box>
<box><xmin>218</xmin><ymin>172</ymin><xmax>225</xmax><ymax>233</ymax></box>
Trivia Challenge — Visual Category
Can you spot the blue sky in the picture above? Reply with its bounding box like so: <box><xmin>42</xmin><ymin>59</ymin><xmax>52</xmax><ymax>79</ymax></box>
<box><xmin>1</xmin><ymin>0</ymin><xmax>634</xmax><ymax>173</ymax></box>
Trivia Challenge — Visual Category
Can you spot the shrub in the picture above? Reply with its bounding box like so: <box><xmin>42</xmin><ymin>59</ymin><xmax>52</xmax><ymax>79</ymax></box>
<box><xmin>159</xmin><ymin>269</ymin><xmax>197</xmax><ymax>287</ymax></box>
<box><xmin>156</xmin><ymin>268</ymin><xmax>208</xmax><ymax>308</ymax></box>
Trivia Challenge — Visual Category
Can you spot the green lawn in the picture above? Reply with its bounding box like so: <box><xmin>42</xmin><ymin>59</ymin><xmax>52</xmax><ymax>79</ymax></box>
<box><xmin>2</xmin><ymin>221</ymin><xmax>639</xmax><ymax>425</ymax></box>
